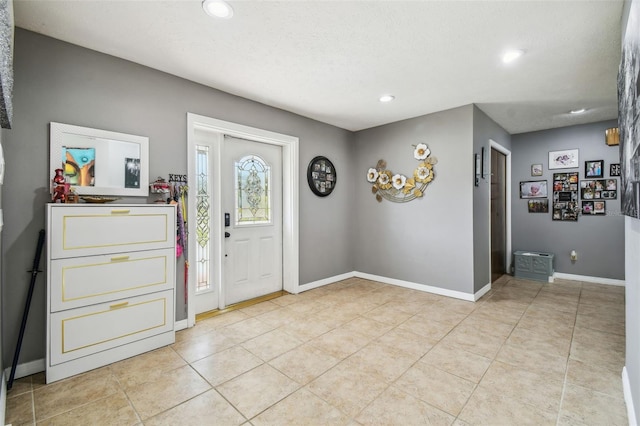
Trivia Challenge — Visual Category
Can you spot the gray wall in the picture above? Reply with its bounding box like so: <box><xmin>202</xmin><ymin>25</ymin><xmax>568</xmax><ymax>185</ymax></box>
<box><xmin>1</xmin><ymin>29</ymin><xmax>355</xmax><ymax>367</ymax></box>
<box><xmin>472</xmin><ymin>106</ymin><xmax>512</xmax><ymax>292</ymax></box>
<box><xmin>511</xmin><ymin>120</ymin><xmax>624</xmax><ymax>279</ymax></box>
<box><xmin>353</xmin><ymin>105</ymin><xmax>475</xmax><ymax>294</ymax></box>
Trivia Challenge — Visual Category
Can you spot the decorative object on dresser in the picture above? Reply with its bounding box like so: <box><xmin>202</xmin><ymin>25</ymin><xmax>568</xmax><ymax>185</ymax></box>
<box><xmin>78</xmin><ymin>196</ymin><xmax>120</xmax><ymax>203</ymax></box>
<box><xmin>46</xmin><ymin>204</ymin><xmax>176</xmax><ymax>383</ymax></box>
<box><xmin>150</xmin><ymin>177</ymin><xmax>171</xmax><ymax>203</ymax></box>
<box><xmin>51</xmin><ymin>168</ymin><xmax>70</xmax><ymax>203</ymax></box>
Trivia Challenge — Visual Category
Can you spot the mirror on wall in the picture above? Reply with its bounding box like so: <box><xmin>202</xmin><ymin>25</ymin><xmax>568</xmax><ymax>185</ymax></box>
<box><xmin>50</xmin><ymin>122</ymin><xmax>149</xmax><ymax>197</ymax></box>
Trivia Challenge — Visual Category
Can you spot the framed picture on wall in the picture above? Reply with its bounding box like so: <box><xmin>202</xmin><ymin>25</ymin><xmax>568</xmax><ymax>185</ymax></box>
<box><xmin>585</xmin><ymin>160</ymin><xmax>604</xmax><ymax>178</ymax></box>
<box><xmin>528</xmin><ymin>199</ymin><xmax>549</xmax><ymax>213</ymax></box>
<box><xmin>610</xmin><ymin>163</ymin><xmax>621</xmax><ymax>177</ymax></box>
<box><xmin>552</xmin><ymin>172</ymin><xmax>579</xmax><ymax>221</ymax></box>
<box><xmin>531</xmin><ymin>164</ymin><xmax>543</xmax><ymax>176</ymax></box>
<box><xmin>580</xmin><ymin>179</ymin><xmax>617</xmax><ymax>200</ymax></box>
<box><xmin>519</xmin><ymin>180</ymin><xmax>548</xmax><ymax>198</ymax></box>
<box><xmin>549</xmin><ymin>149</ymin><xmax>579</xmax><ymax>169</ymax></box>
<box><xmin>582</xmin><ymin>200</ymin><xmax>606</xmax><ymax>215</ymax></box>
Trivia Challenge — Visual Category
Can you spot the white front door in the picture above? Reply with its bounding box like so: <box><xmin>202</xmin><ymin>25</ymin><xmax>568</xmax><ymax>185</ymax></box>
<box><xmin>223</xmin><ymin>136</ymin><xmax>283</xmax><ymax>305</ymax></box>
<box><xmin>187</xmin><ymin>113</ymin><xmax>299</xmax><ymax>327</ymax></box>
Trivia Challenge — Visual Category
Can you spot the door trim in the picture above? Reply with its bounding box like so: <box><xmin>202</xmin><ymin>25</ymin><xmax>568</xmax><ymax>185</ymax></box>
<box><xmin>489</xmin><ymin>139</ymin><xmax>512</xmax><ymax>275</ymax></box>
<box><xmin>186</xmin><ymin>113</ymin><xmax>299</xmax><ymax>327</ymax></box>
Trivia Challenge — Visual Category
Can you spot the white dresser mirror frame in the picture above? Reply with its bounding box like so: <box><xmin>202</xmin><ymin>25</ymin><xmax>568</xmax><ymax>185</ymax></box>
<box><xmin>50</xmin><ymin>122</ymin><xmax>150</xmax><ymax>197</ymax></box>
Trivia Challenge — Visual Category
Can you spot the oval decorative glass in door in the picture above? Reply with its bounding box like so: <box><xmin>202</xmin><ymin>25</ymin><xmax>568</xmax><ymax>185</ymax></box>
<box><xmin>235</xmin><ymin>155</ymin><xmax>271</xmax><ymax>225</ymax></box>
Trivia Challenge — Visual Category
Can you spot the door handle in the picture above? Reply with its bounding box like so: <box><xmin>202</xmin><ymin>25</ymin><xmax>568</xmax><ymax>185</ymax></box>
<box><xmin>225</xmin><ymin>232</ymin><xmax>231</xmax><ymax>238</ymax></box>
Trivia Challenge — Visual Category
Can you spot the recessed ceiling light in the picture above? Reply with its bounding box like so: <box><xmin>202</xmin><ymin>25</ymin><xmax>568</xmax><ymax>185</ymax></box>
<box><xmin>379</xmin><ymin>95</ymin><xmax>395</xmax><ymax>103</ymax></box>
<box><xmin>202</xmin><ymin>0</ymin><xmax>234</xmax><ymax>19</ymax></box>
<box><xmin>570</xmin><ymin>108</ymin><xmax>587</xmax><ymax>114</ymax></box>
<box><xmin>502</xmin><ymin>49</ymin><xmax>525</xmax><ymax>64</ymax></box>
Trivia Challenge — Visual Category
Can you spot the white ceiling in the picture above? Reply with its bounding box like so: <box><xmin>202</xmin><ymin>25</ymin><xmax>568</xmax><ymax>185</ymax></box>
<box><xmin>13</xmin><ymin>0</ymin><xmax>624</xmax><ymax>134</ymax></box>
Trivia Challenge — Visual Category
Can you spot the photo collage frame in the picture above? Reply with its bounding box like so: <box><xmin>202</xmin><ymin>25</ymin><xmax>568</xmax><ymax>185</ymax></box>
<box><xmin>522</xmin><ymin>154</ymin><xmax>620</xmax><ymax>220</ymax></box>
<box><xmin>552</xmin><ymin>172</ymin><xmax>579</xmax><ymax>221</ymax></box>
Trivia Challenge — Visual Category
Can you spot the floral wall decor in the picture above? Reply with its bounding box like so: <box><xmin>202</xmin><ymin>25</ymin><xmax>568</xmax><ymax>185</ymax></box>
<box><xmin>366</xmin><ymin>143</ymin><xmax>437</xmax><ymax>203</ymax></box>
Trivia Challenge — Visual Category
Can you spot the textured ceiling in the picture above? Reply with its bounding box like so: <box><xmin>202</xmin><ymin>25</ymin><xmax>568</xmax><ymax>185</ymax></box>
<box><xmin>13</xmin><ymin>0</ymin><xmax>624</xmax><ymax>134</ymax></box>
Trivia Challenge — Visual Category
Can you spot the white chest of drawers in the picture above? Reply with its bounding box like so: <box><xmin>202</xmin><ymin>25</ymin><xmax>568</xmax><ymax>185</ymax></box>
<box><xmin>46</xmin><ymin>204</ymin><xmax>176</xmax><ymax>383</ymax></box>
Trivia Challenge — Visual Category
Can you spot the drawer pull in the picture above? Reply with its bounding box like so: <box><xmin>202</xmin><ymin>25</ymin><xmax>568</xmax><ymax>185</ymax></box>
<box><xmin>110</xmin><ymin>255</ymin><xmax>130</xmax><ymax>262</ymax></box>
<box><xmin>110</xmin><ymin>301</ymin><xmax>129</xmax><ymax>310</ymax></box>
<box><xmin>110</xmin><ymin>209</ymin><xmax>131</xmax><ymax>215</ymax></box>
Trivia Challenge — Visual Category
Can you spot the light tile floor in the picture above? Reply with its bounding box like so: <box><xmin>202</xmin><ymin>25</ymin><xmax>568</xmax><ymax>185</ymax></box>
<box><xmin>6</xmin><ymin>275</ymin><xmax>628</xmax><ymax>425</ymax></box>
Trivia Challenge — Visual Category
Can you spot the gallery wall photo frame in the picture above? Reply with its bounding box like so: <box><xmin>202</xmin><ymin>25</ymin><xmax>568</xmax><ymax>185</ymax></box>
<box><xmin>531</xmin><ymin>164</ymin><xmax>543</xmax><ymax>176</ymax></box>
<box><xmin>582</xmin><ymin>200</ymin><xmax>606</xmax><ymax>215</ymax></box>
<box><xmin>580</xmin><ymin>179</ymin><xmax>617</xmax><ymax>200</ymax></box>
<box><xmin>610</xmin><ymin>163</ymin><xmax>621</xmax><ymax>177</ymax></box>
<box><xmin>552</xmin><ymin>172</ymin><xmax>579</xmax><ymax>221</ymax></box>
<box><xmin>528</xmin><ymin>199</ymin><xmax>549</xmax><ymax>213</ymax></box>
<box><xmin>549</xmin><ymin>149</ymin><xmax>579</xmax><ymax>169</ymax></box>
<box><xmin>307</xmin><ymin>156</ymin><xmax>336</xmax><ymax>197</ymax></box>
<box><xmin>585</xmin><ymin>160</ymin><xmax>604</xmax><ymax>178</ymax></box>
<box><xmin>520</xmin><ymin>180</ymin><xmax>548</xmax><ymax>198</ymax></box>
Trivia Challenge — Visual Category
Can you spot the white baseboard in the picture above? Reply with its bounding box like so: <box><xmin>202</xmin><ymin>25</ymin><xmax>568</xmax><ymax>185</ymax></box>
<box><xmin>474</xmin><ymin>282</ymin><xmax>491</xmax><ymax>301</ymax></box>
<box><xmin>299</xmin><ymin>271</ymin><xmax>485</xmax><ymax>302</ymax></box>
<box><xmin>354</xmin><ymin>272</ymin><xmax>476</xmax><ymax>301</ymax></box>
<box><xmin>554</xmin><ymin>272</ymin><xmax>625</xmax><ymax>287</ymax></box>
<box><xmin>298</xmin><ymin>272</ymin><xmax>356</xmax><ymax>293</ymax></box>
<box><xmin>623</xmin><ymin>366</ymin><xmax>638</xmax><ymax>426</ymax></box>
<box><xmin>175</xmin><ymin>319</ymin><xmax>188</xmax><ymax>331</ymax></box>
<box><xmin>3</xmin><ymin>358</ymin><xmax>45</xmax><ymax>382</ymax></box>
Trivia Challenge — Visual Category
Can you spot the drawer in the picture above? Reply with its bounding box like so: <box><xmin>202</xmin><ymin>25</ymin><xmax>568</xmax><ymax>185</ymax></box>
<box><xmin>48</xmin><ymin>204</ymin><xmax>175</xmax><ymax>259</ymax></box>
<box><xmin>49</xmin><ymin>248</ymin><xmax>175</xmax><ymax>312</ymax></box>
<box><xmin>50</xmin><ymin>289</ymin><xmax>173</xmax><ymax>366</ymax></box>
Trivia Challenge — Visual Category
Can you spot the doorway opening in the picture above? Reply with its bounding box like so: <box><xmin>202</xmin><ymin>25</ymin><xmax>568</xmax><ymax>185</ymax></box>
<box><xmin>489</xmin><ymin>140</ymin><xmax>512</xmax><ymax>282</ymax></box>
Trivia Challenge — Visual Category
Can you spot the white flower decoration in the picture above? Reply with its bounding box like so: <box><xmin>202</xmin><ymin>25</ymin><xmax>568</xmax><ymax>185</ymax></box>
<box><xmin>415</xmin><ymin>166</ymin><xmax>430</xmax><ymax>181</ymax></box>
<box><xmin>378</xmin><ymin>172</ymin><xmax>390</xmax><ymax>186</ymax></box>
<box><xmin>392</xmin><ymin>174</ymin><xmax>406</xmax><ymax>190</ymax></box>
<box><xmin>414</xmin><ymin>143</ymin><xmax>431</xmax><ymax>160</ymax></box>
<box><xmin>366</xmin><ymin>168</ymin><xmax>379</xmax><ymax>183</ymax></box>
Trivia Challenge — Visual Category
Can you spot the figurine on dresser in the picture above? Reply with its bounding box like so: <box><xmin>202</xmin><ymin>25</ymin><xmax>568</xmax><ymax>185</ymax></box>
<box><xmin>51</xmin><ymin>168</ymin><xmax>78</xmax><ymax>203</ymax></box>
<box><xmin>51</xmin><ymin>168</ymin><xmax>69</xmax><ymax>203</ymax></box>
